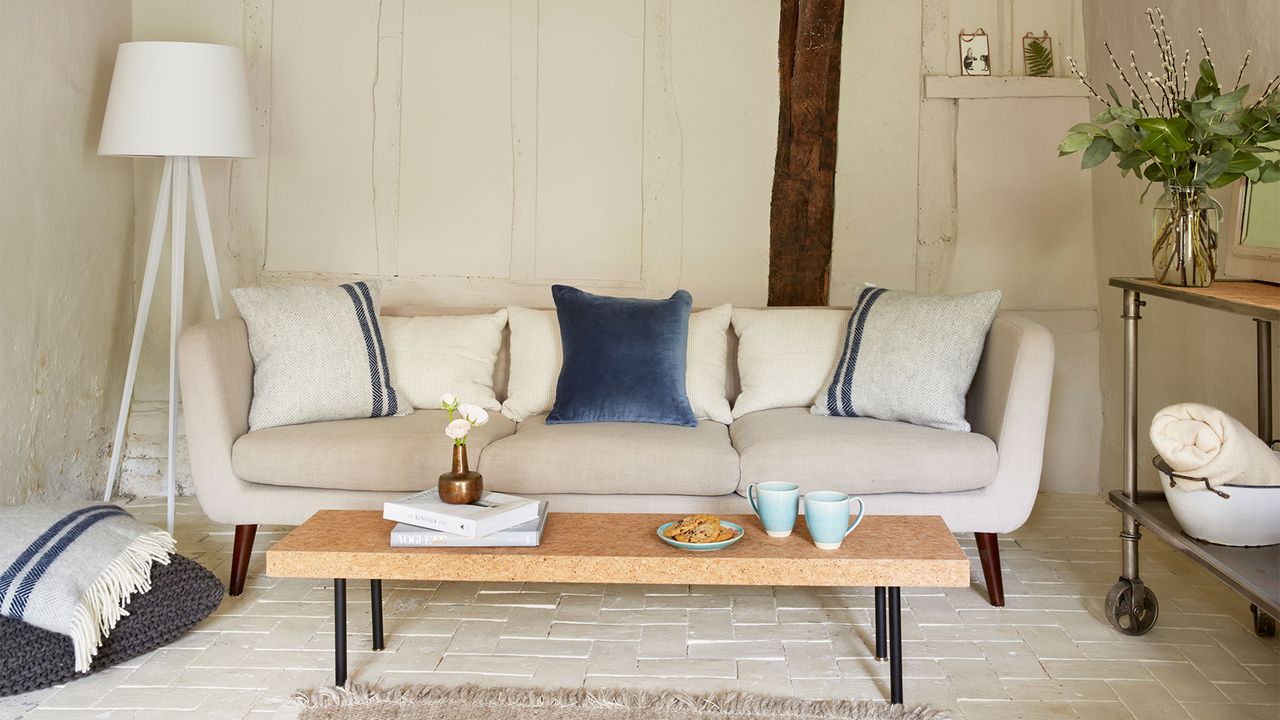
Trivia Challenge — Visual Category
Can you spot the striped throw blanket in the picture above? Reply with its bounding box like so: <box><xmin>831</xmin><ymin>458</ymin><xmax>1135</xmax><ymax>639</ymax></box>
<box><xmin>0</xmin><ymin>502</ymin><xmax>175</xmax><ymax>672</ymax></box>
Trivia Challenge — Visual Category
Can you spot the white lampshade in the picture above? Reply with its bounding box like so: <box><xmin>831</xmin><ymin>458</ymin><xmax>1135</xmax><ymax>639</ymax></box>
<box><xmin>99</xmin><ymin>42</ymin><xmax>253</xmax><ymax>158</ymax></box>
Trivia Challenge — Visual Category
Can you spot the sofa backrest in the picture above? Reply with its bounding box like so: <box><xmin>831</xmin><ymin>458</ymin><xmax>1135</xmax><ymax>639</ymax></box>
<box><xmin>378</xmin><ymin>305</ymin><xmax>1020</xmax><ymax>424</ymax></box>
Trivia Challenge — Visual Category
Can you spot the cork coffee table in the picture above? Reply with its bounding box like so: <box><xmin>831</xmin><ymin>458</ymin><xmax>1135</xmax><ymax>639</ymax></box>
<box><xmin>266</xmin><ymin>511</ymin><xmax>969</xmax><ymax>704</ymax></box>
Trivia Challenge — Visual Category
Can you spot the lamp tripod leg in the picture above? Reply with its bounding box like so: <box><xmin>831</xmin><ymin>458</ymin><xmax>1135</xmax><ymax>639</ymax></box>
<box><xmin>167</xmin><ymin>157</ymin><xmax>189</xmax><ymax>533</ymax></box>
<box><xmin>103</xmin><ymin>158</ymin><xmax>174</xmax><ymax>503</ymax></box>
<box><xmin>188</xmin><ymin>158</ymin><xmax>224</xmax><ymax>320</ymax></box>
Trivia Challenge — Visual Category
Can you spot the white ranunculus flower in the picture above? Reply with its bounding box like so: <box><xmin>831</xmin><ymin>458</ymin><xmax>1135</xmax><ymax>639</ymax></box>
<box><xmin>440</xmin><ymin>393</ymin><xmax>459</xmax><ymax>411</ymax></box>
<box><xmin>460</xmin><ymin>405</ymin><xmax>490</xmax><ymax>427</ymax></box>
<box><xmin>444</xmin><ymin>418</ymin><xmax>471</xmax><ymax>441</ymax></box>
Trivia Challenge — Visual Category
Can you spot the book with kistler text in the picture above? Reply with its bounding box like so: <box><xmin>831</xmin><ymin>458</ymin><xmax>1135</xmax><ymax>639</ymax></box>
<box><xmin>382</xmin><ymin>489</ymin><xmax>541</xmax><ymax>538</ymax></box>
<box><xmin>391</xmin><ymin>502</ymin><xmax>548</xmax><ymax>547</ymax></box>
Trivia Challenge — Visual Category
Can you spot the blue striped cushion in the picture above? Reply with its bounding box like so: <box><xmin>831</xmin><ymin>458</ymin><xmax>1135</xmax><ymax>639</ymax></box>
<box><xmin>231</xmin><ymin>281</ymin><xmax>412</xmax><ymax>431</ymax></box>
<box><xmin>812</xmin><ymin>287</ymin><xmax>1001</xmax><ymax>432</ymax></box>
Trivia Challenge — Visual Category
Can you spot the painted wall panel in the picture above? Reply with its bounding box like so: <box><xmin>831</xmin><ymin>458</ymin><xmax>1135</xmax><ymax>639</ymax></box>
<box><xmin>398</xmin><ymin>0</ymin><xmax>514</xmax><ymax>279</ymax></box>
<box><xmin>671</xmin><ymin>0</ymin><xmax>776</xmax><ymax>306</ymax></box>
<box><xmin>534</xmin><ymin>0</ymin><xmax>644</xmax><ymax>282</ymax></box>
<box><xmin>265</xmin><ymin>1</ymin><xmax>379</xmax><ymax>273</ymax></box>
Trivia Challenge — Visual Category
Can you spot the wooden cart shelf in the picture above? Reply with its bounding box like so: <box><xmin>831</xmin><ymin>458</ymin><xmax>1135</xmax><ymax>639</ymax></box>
<box><xmin>1105</xmin><ymin>277</ymin><xmax>1277</xmax><ymax>637</ymax></box>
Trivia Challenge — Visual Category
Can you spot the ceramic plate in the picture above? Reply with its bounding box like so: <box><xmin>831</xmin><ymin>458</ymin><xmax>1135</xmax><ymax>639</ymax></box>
<box><xmin>656</xmin><ymin>521</ymin><xmax>745</xmax><ymax>552</ymax></box>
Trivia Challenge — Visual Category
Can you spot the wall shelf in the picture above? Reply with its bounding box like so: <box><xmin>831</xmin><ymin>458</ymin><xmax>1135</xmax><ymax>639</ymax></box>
<box><xmin>924</xmin><ymin>75</ymin><xmax>1090</xmax><ymax>99</ymax></box>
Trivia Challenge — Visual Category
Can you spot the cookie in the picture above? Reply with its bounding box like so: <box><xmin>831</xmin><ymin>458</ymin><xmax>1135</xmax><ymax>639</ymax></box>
<box><xmin>665</xmin><ymin>514</ymin><xmax>722</xmax><ymax>543</ymax></box>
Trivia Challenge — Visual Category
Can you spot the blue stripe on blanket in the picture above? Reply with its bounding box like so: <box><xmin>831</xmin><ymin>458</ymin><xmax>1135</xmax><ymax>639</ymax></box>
<box><xmin>8</xmin><ymin>507</ymin><xmax>129</xmax><ymax>620</ymax></box>
<box><xmin>0</xmin><ymin>504</ymin><xmax>123</xmax><ymax>609</ymax></box>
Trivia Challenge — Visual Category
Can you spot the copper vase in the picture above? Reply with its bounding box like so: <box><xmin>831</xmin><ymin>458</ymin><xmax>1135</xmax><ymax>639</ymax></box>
<box><xmin>439</xmin><ymin>444</ymin><xmax>483</xmax><ymax>504</ymax></box>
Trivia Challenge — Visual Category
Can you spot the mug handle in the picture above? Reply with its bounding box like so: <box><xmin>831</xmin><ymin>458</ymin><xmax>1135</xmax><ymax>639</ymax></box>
<box><xmin>843</xmin><ymin>497</ymin><xmax>866</xmax><ymax>538</ymax></box>
<box><xmin>748</xmin><ymin>484</ymin><xmax>760</xmax><ymax>518</ymax></box>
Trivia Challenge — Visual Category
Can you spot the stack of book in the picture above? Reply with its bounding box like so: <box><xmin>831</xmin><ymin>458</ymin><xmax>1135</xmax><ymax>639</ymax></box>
<box><xmin>383</xmin><ymin>489</ymin><xmax>547</xmax><ymax>547</ymax></box>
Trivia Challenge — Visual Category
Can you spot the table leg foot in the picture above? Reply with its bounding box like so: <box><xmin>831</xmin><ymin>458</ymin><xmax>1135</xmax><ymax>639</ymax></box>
<box><xmin>334</xmin><ymin>578</ymin><xmax>347</xmax><ymax>686</ymax></box>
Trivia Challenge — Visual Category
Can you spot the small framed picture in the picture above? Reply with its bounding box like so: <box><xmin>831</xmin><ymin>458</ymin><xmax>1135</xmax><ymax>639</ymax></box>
<box><xmin>1023</xmin><ymin>31</ymin><xmax>1054</xmax><ymax>77</ymax></box>
<box><xmin>959</xmin><ymin>29</ymin><xmax>991</xmax><ymax>76</ymax></box>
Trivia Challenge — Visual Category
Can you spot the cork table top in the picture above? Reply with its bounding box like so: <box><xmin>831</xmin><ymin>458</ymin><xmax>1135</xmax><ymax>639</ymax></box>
<box><xmin>266</xmin><ymin>511</ymin><xmax>970</xmax><ymax>588</ymax></box>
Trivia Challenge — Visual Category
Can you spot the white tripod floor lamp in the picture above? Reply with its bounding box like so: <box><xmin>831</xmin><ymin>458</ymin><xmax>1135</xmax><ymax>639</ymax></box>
<box><xmin>98</xmin><ymin>42</ymin><xmax>253</xmax><ymax>531</ymax></box>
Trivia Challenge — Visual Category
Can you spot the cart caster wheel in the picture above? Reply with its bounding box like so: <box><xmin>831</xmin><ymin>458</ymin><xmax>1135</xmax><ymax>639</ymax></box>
<box><xmin>1105</xmin><ymin>579</ymin><xmax>1159</xmax><ymax>635</ymax></box>
<box><xmin>1251</xmin><ymin>605</ymin><xmax>1276</xmax><ymax>637</ymax></box>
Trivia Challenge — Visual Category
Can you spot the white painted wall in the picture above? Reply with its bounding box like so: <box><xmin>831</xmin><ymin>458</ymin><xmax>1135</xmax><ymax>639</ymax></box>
<box><xmin>118</xmin><ymin>0</ymin><xmax>1102</xmax><ymax>496</ymax></box>
<box><xmin>0</xmin><ymin>0</ymin><xmax>135</xmax><ymax>503</ymax></box>
<box><xmin>1082</xmin><ymin>0</ymin><xmax>1280</xmax><ymax>493</ymax></box>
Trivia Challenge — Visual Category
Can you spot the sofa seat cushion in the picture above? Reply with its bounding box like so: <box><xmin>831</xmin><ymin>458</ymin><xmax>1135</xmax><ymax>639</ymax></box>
<box><xmin>731</xmin><ymin>408</ymin><xmax>998</xmax><ymax>496</ymax></box>
<box><xmin>232</xmin><ymin>410</ymin><xmax>515</xmax><ymax>491</ymax></box>
<box><xmin>478</xmin><ymin>415</ymin><xmax>739</xmax><ymax>495</ymax></box>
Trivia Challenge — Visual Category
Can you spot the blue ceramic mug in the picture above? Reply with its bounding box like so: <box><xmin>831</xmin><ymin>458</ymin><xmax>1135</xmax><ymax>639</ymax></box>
<box><xmin>803</xmin><ymin>491</ymin><xmax>866</xmax><ymax>550</ymax></box>
<box><xmin>748</xmin><ymin>481</ymin><xmax>800</xmax><ymax>537</ymax></box>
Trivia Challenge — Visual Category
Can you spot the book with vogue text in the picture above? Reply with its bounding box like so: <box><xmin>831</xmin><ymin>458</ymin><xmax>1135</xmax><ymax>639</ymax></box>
<box><xmin>383</xmin><ymin>489</ymin><xmax>540</xmax><ymax>538</ymax></box>
<box><xmin>391</xmin><ymin>502</ymin><xmax>548</xmax><ymax>547</ymax></box>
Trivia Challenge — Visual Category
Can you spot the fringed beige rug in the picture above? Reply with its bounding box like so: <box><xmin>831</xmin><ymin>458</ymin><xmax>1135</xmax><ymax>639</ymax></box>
<box><xmin>293</xmin><ymin>684</ymin><xmax>949</xmax><ymax>720</ymax></box>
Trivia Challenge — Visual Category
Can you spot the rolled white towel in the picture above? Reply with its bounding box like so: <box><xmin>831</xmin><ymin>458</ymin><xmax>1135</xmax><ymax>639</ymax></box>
<box><xmin>1150</xmin><ymin>403</ymin><xmax>1280</xmax><ymax>489</ymax></box>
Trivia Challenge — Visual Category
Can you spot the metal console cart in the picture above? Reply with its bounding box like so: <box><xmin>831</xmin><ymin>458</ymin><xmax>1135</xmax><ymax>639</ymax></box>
<box><xmin>1107</xmin><ymin>277</ymin><xmax>1279</xmax><ymax>637</ymax></box>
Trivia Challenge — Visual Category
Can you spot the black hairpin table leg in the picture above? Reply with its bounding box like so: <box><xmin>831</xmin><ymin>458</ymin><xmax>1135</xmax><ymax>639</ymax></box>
<box><xmin>888</xmin><ymin>586</ymin><xmax>903</xmax><ymax>704</ymax></box>
<box><xmin>874</xmin><ymin>587</ymin><xmax>887</xmax><ymax>661</ymax></box>
<box><xmin>334</xmin><ymin>578</ymin><xmax>347</xmax><ymax>686</ymax></box>
<box><xmin>371</xmin><ymin>579</ymin><xmax>384</xmax><ymax>651</ymax></box>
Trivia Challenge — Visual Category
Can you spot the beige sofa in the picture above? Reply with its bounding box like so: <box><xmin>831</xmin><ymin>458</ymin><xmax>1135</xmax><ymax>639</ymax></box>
<box><xmin>179</xmin><ymin>308</ymin><xmax>1054</xmax><ymax>605</ymax></box>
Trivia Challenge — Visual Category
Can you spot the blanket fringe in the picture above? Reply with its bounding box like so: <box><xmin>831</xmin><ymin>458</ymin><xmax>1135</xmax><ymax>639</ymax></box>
<box><xmin>292</xmin><ymin>683</ymin><xmax>949</xmax><ymax>719</ymax></box>
<box><xmin>68</xmin><ymin>530</ymin><xmax>175</xmax><ymax>672</ymax></box>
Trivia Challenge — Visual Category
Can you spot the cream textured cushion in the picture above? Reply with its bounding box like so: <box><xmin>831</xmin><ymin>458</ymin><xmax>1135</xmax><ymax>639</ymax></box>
<box><xmin>730</xmin><ymin>307</ymin><xmax>849</xmax><ymax>418</ymax></box>
<box><xmin>478</xmin><ymin>415</ymin><xmax>739</xmax><ymax>495</ymax></box>
<box><xmin>686</xmin><ymin>304</ymin><xmax>733</xmax><ymax>424</ymax></box>
<box><xmin>501</xmin><ymin>307</ymin><xmax>562</xmax><ymax>422</ymax></box>
<box><xmin>232</xmin><ymin>410</ymin><xmax>515</xmax><ymax>491</ymax></box>
<box><xmin>381</xmin><ymin>310</ymin><xmax>507</xmax><ymax>411</ymax></box>
<box><xmin>231</xmin><ymin>281</ymin><xmax>412</xmax><ymax>431</ymax></box>
<box><xmin>501</xmin><ymin>304</ymin><xmax>734</xmax><ymax>424</ymax></box>
<box><xmin>732</xmin><ymin>408</ymin><xmax>998</xmax><ymax>495</ymax></box>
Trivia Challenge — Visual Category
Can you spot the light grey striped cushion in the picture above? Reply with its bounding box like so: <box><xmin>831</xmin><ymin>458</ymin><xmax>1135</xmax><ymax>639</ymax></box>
<box><xmin>811</xmin><ymin>287</ymin><xmax>1001</xmax><ymax>432</ymax></box>
<box><xmin>231</xmin><ymin>281</ymin><xmax>412</xmax><ymax>431</ymax></box>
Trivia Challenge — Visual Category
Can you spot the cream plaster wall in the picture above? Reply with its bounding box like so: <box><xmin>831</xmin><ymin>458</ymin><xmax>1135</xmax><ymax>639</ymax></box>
<box><xmin>1082</xmin><ymin>0</ymin><xmax>1280</xmax><ymax>494</ymax></box>
<box><xmin>0</xmin><ymin>0</ymin><xmax>135</xmax><ymax>503</ymax></box>
<box><xmin>120</xmin><ymin>0</ymin><xmax>1102</xmax><ymax>496</ymax></box>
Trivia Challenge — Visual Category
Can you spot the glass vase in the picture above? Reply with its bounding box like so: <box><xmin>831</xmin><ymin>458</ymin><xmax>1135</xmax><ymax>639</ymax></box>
<box><xmin>1151</xmin><ymin>184</ymin><xmax>1222</xmax><ymax>287</ymax></box>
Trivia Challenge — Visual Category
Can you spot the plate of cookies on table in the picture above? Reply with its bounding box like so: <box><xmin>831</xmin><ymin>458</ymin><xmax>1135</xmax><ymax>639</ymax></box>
<box><xmin>657</xmin><ymin>515</ymin><xmax>744</xmax><ymax>552</ymax></box>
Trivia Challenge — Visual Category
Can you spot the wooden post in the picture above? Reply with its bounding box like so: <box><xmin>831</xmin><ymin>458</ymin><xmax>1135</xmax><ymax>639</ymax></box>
<box><xmin>768</xmin><ymin>0</ymin><xmax>845</xmax><ymax>307</ymax></box>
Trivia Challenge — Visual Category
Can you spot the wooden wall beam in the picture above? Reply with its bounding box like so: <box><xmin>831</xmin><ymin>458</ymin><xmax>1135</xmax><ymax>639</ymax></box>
<box><xmin>768</xmin><ymin>0</ymin><xmax>845</xmax><ymax>306</ymax></box>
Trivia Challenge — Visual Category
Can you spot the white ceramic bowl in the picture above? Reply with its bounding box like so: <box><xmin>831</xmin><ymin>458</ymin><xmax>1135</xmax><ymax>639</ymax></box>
<box><xmin>1159</xmin><ymin>453</ymin><xmax>1280</xmax><ymax>547</ymax></box>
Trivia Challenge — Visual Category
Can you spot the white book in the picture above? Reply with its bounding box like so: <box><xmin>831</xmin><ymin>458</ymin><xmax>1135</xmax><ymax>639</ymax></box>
<box><xmin>383</xmin><ymin>489</ymin><xmax>540</xmax><ymax>538</ymax></box>
<box><xmin>391</xmin><ymin>503</ymin><xmax>549</xmax><ymax>547</ymax></box>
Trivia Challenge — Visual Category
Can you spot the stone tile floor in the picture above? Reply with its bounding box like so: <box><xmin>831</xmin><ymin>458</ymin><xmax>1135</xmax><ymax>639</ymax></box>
<box><xmin>1</xmin><ymin>494</ymin><xmax>1276</xmax><ymax>720</ymax></box>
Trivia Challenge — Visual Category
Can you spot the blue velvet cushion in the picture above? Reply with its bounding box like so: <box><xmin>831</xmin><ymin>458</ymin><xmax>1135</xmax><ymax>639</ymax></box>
<box><xmin>547</xmin><ymin>285</ymin><xmax>697</xmax><ymax>427</ymax></box>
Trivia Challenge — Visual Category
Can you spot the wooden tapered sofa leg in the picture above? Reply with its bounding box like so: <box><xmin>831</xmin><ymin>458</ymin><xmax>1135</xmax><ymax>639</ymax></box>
<box><xmin>229</xmin><ymin>524</ymin><xmax>258</xmax><ymax>596</ymax></box>
<box><xmin>975</xmin><ymin>532</ymin><xmax>1005</xmax><ymax>607</ymax></box>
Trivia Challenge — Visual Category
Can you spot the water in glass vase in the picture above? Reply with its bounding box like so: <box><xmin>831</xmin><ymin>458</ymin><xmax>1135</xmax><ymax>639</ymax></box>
<box><xmin>1152</xmin><ymin>184</ymin><xmax>1222</xmax><ymax>287</ymax></box>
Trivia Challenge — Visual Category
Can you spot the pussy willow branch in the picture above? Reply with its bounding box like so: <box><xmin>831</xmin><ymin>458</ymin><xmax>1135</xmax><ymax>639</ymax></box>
<box><xmin>1235</xmin><ymin>50</ymin><xmax>1251</xmax><ymax>90</ymax></box>
<box><xmin>1106</xmin><ymin>42</ymin><xmax>1150</xmax><ymax>112</ymax></box>
<box><xmin>1068</xmin><ymin>56</ymin><xmax>1112</xmax><ymax>106</ymax></box>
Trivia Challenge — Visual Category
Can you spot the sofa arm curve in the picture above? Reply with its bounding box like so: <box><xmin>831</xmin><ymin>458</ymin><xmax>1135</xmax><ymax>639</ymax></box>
<box><xmin>178</xmin><ymin>318</ymin><xmax>254</xmax><ymax>524</ymax></box>
<box><xmin>966</xmin><ymin>314</ymin><xmax>1056</xmax><ymax>530</ymax></box>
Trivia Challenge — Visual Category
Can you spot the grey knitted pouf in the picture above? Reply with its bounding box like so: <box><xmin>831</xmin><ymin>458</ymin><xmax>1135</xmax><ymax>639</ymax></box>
<box><xmin>0</xmin><ymin>553</ymin><xmax>224</xmax><ymax>697</ymax></box>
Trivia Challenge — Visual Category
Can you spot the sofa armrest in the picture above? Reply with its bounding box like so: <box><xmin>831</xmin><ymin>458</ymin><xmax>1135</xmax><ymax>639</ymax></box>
<box><xmin>965</xmin><ymin>314</ymin><xmax>1055</xmax><ymax>530</ymax></box>
<box><xmin>178</xmin><ymin>318</ymin><xmax>253</xmax><ymax>524</ymax></box>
